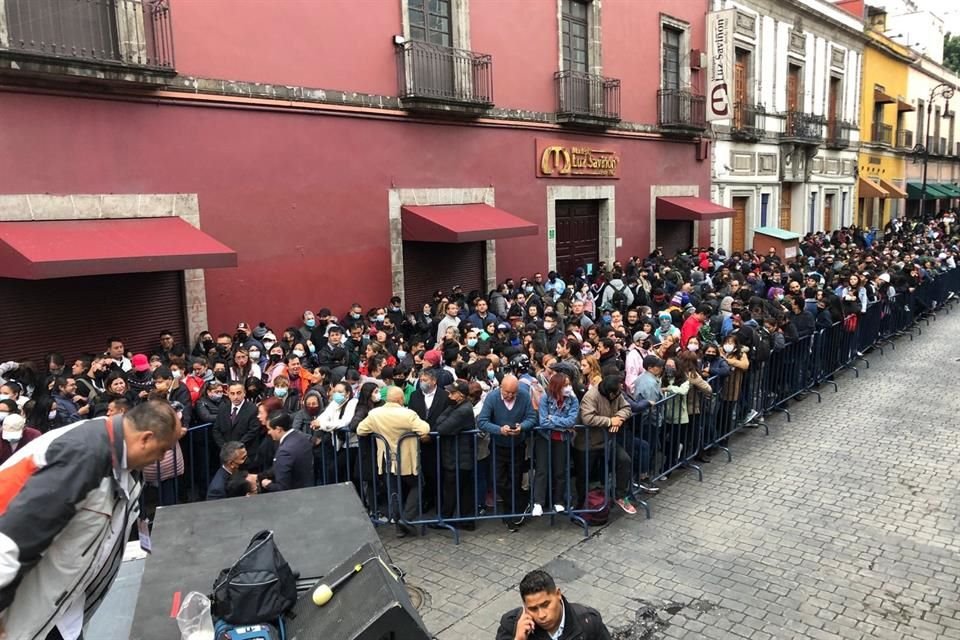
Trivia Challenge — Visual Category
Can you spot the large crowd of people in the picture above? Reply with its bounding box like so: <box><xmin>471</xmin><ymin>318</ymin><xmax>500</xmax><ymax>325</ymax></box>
<box><xmin>1</xmin><ymin>214</ymin><xmax>957</xmax><ymax>535</ymax></box>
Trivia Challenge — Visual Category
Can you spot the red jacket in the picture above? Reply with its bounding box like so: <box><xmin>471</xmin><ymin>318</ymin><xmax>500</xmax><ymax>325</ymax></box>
<box><xmin>0</xmin><ymin>427</ymin><xmax>42</xmax><ymax>466</ymax></box>
<box><xmin>680</xmin><ymin>315</ymin><xmax>703</xmax><ymax>347</ymax></box>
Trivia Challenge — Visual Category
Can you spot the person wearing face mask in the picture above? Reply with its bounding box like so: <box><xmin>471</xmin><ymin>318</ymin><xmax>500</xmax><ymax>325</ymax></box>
<box><xmin>659</xmin><ymin>357</ymin><xmax>690</xmax><ymax>476</ymax></box>
<box><xmin>540</xmin><ymin>312</ymin><xmax>563</xmax><ymax>353</ymax></box>
<box><xmin>718</xmin><ymin>335</ymin><xmax>749</xmax><ymax>439</ymax></box>
<box><xmin>192</xmin><ymin>331</ymin><xmax>216</xmax><ymax>358</ymax></box>
<box><xmin>314</xmin><ymin>382</ymin><xmax>356</xmax><ymax>484</ymax></box>
<box><xmin>298</xmin><ymin>310</ymin><xmax>319</xmax><ymax>344</ymax></box>
<box><xmin>271</xmin><ymin>375</ymin><xmax>300</xmax><ymax>413</ymax></box>
<box><xmin>0</xmin><ymin>413</ymin><xmax>40</xmax><ymax>465</ymax></box>
<box><xmin>530</xmin><ymin>373</ymin><xmax>579</xmax><ymax>517</ymax></box>
<box><xmin>206</xmin><ymin>440</ymin><xmax>249</xmax><ymax>500</ymax></box>
<box><xmin>653</xmin><ymin>311</ymin><xmax>680</xmax><ymax>344</ymax></box>
<box><xmin>194</xmin><ymin>380</ymin><xmax>225</xmax><ymax>426</ymax></box>
<box><xmin>152</xmin><ymin>366</ymin><xmax>193</xmax><ymax>428</ymax></box>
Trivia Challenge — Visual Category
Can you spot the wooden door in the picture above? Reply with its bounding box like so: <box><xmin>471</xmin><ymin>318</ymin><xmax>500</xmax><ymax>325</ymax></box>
<box><xmin>731</xmin><ymin>197</ymin><xmax>748</xmax><ymax>254</ymax></box>
<box><xmin>823</xmin><ymin>194</ymin><xmax>834</xmax><ymax>232</ymax></box>
<box><xmin>555</xmin><ymin>200</ymin><xmax>600</xmax><ymax>278</ymax></box>
<box><xmin>828</xmin><ymin>77</ymin><xmax>840</xmax><ymax>138</ymax></box>
<box><xmin>786</xmin><ymin>65</ymin><xmax>801</xmax><ymax>134</ymax></box>
<box><xmin>780</xmin><ymin>187</ymin><xmax>792</xmax><ymax>232</ymax></box>
<box><xmin>734</xmin><ymin>50</ymin><xmax>748</xmax><ymax>129</ymax></box>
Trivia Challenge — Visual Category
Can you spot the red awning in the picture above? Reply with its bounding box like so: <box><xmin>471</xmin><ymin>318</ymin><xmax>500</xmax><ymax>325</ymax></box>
<box><xmin>401</xmin><ymin>204</ymin><xmax>538</xmax><ymax>243</ymax></box>
<box><xmin>656</xmin><ymin>196</ymin><xmax>735</xmax><ymax>221</ymax></box>
<box><xmin>0</xmin><ymin>217</ymin><xmax>237</xmax><ymax>279</ymax></box>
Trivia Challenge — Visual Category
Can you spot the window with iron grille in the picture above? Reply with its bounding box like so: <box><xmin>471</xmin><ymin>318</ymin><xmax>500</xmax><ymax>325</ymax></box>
<box><xmin>662</xmin><ymin>26</ymin><xmax>682</xmax><ymax>91</ymax></box>
<box><xmin>561</xmin><ymin>0</ymin><xmax>589</xmax><ymax>72</ymax></box>
<box><xmin>409</xmin><ymin>0</ymin><xmax>452</xmax><ymax>46</ymax></box>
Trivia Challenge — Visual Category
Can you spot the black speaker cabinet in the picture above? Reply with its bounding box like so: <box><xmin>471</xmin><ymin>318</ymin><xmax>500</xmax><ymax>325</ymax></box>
<box><xmin>285</xmin><ymin>543</ymin><xmax>430</xmax><ymax>640</ymax></box>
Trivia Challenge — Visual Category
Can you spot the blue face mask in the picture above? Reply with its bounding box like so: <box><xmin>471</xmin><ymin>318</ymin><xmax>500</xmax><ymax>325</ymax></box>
<box><xmin>602</xmin><ymin>314</ymin><xmax>612</xmax><ymax>323</ymax></box>
<box><xmin>332</xmin><ymin>391</ymin><xmax>346</xmax><ymax>404</ymax></box>
<box><xmin>274</xmin><ymin>387</ymin><xmax>288</xmax><ymax>398</ymax></box>
<box><xmin>487</xmin><ymin>369</ymin><xmax>496</xmax><ymax>380</ymax></box>
<box><xmin>467</xmin><ymin>338</ymin><xmax>478</xmax><ymax>348</ymax></box>
<box><xmin>305</xmin><ymin>318</ymin><xmax>316</xmax><ymax>328</ymax></box>
<box><xmin>397</xmin><ymin>349</ymin><xmax>407</xmax><ymax>359</ymax></box>
<box><xmin>376</xmin><ymin>315</ymin><xmax>385</xmax><ymax>323</ymax></box>
<box><xmin>308</xmin><ymin>344</ymin><xmax>316</xmax><ymax>354</ymax></box>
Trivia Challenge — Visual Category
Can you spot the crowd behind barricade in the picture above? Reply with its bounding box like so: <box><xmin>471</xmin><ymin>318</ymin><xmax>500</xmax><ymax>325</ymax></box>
<box><xmin>1</xmin><ymin>214</ymin><xmax>958</xmax><ymax>537</ymax></box>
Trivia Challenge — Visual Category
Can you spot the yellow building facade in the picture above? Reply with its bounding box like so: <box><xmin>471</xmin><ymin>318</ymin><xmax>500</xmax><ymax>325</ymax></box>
<box><xmin>857</xmin><ymin>31</ymin><xmax>915</xmax><ymax>228</ymax></box>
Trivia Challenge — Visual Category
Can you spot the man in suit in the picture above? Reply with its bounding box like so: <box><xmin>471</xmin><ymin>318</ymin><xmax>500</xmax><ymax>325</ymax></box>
<box><xmin>212</xmin><ymin>381</ymin><xmax>262</xmax><ymax>458</ymax></box>
<box><xmin>357</xmin><ymin>386</ymin><xmax>430</xmax><ymax>537</ymax></box>
<box><xmin>207</xmin><ymin>441</ymin><xmax>248</xmax><ymax>500</ymax></box>
<box><xmin>260</xmin><ymin>411</ymin><xmax>313</xmax><ymax>492</ymax></box>
<box><xmin>407</xmin><ymin>368</ymin><xmax>448</xmax><ymax>510</ymax></box>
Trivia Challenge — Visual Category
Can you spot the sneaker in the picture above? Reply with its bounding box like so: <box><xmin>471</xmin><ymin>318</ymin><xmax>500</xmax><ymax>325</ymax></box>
<box><xmin>615</xmin><ymin>497</ymin><xmax>637</xmax><ymax>515</ymax></box>
<box><xmin>744</xmin><ymin>409</ymin><xmax>759</xmax><ymax>423</ymax></box>
<box><xmin>531</xmin><ymin>503</ymin><xmax>544</xmax><ymax>517</ymax></box>
<box><xmin>636</xmin><ymin>481</ymin><xmax>660</xmax><ymax>495</ymax></box>
<box><xmin>553</xmin><ymin>504</ymin><xmax>565</xmax><ymax>513</ymax></box>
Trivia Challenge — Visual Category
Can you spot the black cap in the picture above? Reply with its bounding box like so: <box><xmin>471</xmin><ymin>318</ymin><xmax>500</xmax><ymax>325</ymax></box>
<box><xmin>445</xmin><ymin>379</ymin><xmax>470</xmax><ymax>396</ymax></box>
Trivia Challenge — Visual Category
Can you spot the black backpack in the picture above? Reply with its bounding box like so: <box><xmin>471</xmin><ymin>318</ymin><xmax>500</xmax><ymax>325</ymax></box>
<box><xmin>610</xmin><ymin>282</ymin><xmax>628</xmax><ymax>311</ymax></box>
<box><xmin>753</xmin><ymin>327</ymin><xmax>773</xmax><ymax>363</ymax></box>
<box><xmin>211</xmin><ymin>530</ymin><xmax>299</xmax><ymax>625</ymax></box>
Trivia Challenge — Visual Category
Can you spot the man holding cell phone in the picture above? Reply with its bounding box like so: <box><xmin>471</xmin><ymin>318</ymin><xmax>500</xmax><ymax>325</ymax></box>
<box><xmin>496</xmin><ymin>570</ymin><xmax>610</xmax><ymax>640</ymax></box>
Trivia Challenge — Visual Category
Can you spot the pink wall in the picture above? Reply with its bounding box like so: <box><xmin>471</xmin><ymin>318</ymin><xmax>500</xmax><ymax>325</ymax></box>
<box><xmin>0</xmin><ymin>91</ymin><xmax>707</xmax><ymax>333</ymax></box>
<box><xmin>169</xmin><ymin>0</ymin><xmax>707</xmax><ymax>125</ymax></box>
<box><xmin>169</xmin><ymin>0</ymin><xmax>401</xmax><ymax>95</ymax></box>
<box><xmin>470</xmin><ymin>0</ymin><xmax>557</xmax><ymax>113</ymax></box>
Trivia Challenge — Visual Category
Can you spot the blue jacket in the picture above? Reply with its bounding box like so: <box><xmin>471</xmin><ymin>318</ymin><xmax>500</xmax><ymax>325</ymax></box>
<box><xmin>478</xmin><ymin>386</ymin><xmax>538</xmax><ymax>448</ymax></box>
<box><xmin>537</xmin><ymin>393</ymin><xmax>579</xmax><ymax>442</ymax></box>
<box><xmin>206</xmin><ymin>466</ymin><xmax>231</xmax><ymax>500</ymax></box>
<box><xmin>466</xmin><ymin>311</ymin><xmax>500</xmax><ymax>329</ymax></box>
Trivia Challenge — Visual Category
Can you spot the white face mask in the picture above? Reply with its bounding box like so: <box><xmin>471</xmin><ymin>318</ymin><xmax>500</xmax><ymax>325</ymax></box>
<box><xmin>48</xmin><ymin>409</ymin><xmax>58</xmax><ymax>420</ymax></box>
<box><xmin>2</xmin><ymin>431</ymin><xmax>20</xmax><ymax>442</ymax></box>
<box><xmin>0</xmin><ymin>394</ymin><xmax>9</xmax><ymax>401</ymax></box>
<box><xmin>0</xmin><ymin>411</ymin><xmax>7</xmax><ymax>421</ymax></box>
<box><xmin>688</xmin><ymin>343</ymin><xmax>699</xmax><ymax>352</ymax></box>
<box><xmin>172</xmin><ymin>370</ymin><xmax>183</xmax><ymax>380</ymax></box>
<box><xmin>723</xmin><ymin>344</ymin><xmax>735</xmax><ymax>354</ymax></box>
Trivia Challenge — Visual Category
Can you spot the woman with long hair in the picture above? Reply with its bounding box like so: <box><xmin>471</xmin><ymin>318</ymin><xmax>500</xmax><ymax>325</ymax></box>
<box><xmin>315</xmin><ymin>382</ymin><xmax>357</xmax><ymax>485</ymax></box>
<box><xmin>348</xmin><ymin>382</ymin><xmax>382</xmax><ymax>505</ymax></box>
<box><xmin>230</xmin><ymin>347</ymin><xmax>262</xmax><ymax>384</ymax></box>
<box><xmin>579</xmin><ymin>355</ymin><xmax>603</xmax><ymax>389</ymax></box>
<box><xmin>530</xmin><ymin>372</ymin><xmax>579</xmax><ymax>517</ymax></box>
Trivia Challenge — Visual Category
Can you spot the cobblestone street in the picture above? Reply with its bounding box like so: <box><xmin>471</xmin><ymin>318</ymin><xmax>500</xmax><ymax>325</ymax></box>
<box><xmin>385</xmin><ymin>310</ymin><xmax>960</xmax><ymax>640</ymax></box>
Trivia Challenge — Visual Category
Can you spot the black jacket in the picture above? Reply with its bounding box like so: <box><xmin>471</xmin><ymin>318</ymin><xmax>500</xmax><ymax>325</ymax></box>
<box><xmin>264</xmin><ymin>429</ymin><xmax>313</xmax><ymax>492</ymax></box>
<box><xmin>408</xmin><ymin>387</ymin><xmax>449</xmax><ymax>428</ymax></box>
<box><xmin>433</xmin><ymin>400</ymin><xmax>476</xmax><ymax>471</ymax></box>
<box><xmin>212</xmin><ymin>400</ymin><xmax>262</xmax><ymax>451</ymax></box>
<box><xmin>496</xmin><ymin>598</ymin><xmax>611</xmax><ymax>640</ymax></box>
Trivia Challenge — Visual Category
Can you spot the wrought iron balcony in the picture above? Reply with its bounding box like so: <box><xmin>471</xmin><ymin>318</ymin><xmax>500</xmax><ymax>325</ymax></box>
<box><xmin>657</xmin><ymin>89</ymin><xmax>707</xmax><ymax>131</ymax></box>
<box><xmin>896</xmin><ymin>128</ymin><xmax>914</xmax><ymax>150</ymax></box>
<box><xmin>395</xmin><ymin>40</ymin><xmax>493</xmax><ymax>114</ymax></box>
<box><xmin>824</xmin><ymin>119</ymin><xmax>853</xmax><ymax>149</ymax></box>
<box><xmin>780</xmin><ymin>111</ymin><xmax>824</xmax><ymax>145</ymax></box>
<box><xmin>871</xmin><ymin>122</ymin><xmax>893</xmax><ymax>145</ymax></box>
<box><xmin>554</xmin><ymin>70</ymin><xmax>621</xmax><ymax>126</ymax></box>
<box><xmin>730</xmin><ymin>103</ymin><xmax>766</xmax><ymax>141</ymax></box>
<box><xmin>0</xmin><ymin>0</ymin><xmax>175</xmax><ymax>82</ymax></box>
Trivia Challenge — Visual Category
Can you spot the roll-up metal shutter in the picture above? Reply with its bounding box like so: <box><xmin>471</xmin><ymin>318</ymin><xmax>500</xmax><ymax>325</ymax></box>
<box><xmin>402</xmin><ymin>241</ymin><xmax>485</xmax><ymax>312</ymax></box>
<box><xmin>0</xmin><ymin>271</ymin><xmax>187</xmax><ymax>368</ymax></box>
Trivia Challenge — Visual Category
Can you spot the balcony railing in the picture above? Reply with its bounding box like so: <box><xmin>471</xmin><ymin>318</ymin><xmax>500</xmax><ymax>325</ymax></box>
<box><xmin>554</xmin><ymin>70</ymin><xmax>621</xmax><ymax>124</ymax></box>
<box><xmin>824</xmin><ymin>119</ymin><xmax>852</xmax><ymax>149</ymax></box>
<box><xmin>657</xmin><ymin>89</ymin><xmax>707</xmax><ymax>131</ymax></box>
<box><xmin>896</xmin><ymin>128</ymin><xmax>914</xmax><ymax>150</ymax></box>
<box><xmin>870</xmin><ymin>122</ymin><xmax>893</xmax><ymax>145</ymax></box>
<box><xmin>395</xmin><ymin>40</ymin><xmax>493</xmax><ymax>111</ymax></box>
<box><xmin>730</xmin><ymin>103</ymin><xmax>766</xmax><ymax>141</ymax></box>
<box><xmin>780</xmin><ymin>111</ymin><xmax>824</xmax><ymax>144</ymax></box>
<box><xmin>1</xmin><ymin>0</ymin><xmax>174</xmax><ymax>70</ymax></box>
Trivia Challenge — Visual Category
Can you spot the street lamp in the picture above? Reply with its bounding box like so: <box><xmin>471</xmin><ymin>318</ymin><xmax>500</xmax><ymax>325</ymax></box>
<box><xmin>914</xmin><ymin>82</ymin><xmax>956</xmax><ymax>220</ymax></box>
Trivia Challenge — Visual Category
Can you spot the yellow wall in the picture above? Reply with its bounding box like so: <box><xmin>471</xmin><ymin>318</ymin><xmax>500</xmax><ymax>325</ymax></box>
<box><xmin>858</xmin><ymin>33</ymin><xmax>912</xmax><ymax>227</ymax></box>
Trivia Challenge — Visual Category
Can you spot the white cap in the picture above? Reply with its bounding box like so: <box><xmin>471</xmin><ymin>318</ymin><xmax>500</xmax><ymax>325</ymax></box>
<box><xmin>2</xmin><ymin>414</ymin><xmax>26</xmax><ymax>441</ymax></box>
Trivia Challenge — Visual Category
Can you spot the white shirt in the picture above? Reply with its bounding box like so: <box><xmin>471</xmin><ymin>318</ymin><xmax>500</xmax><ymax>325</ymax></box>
<box><xmin>548</xmin><ymin>604</ymin><xmax>566</xmax><ymax>640</ymax></box>
<box><xmin>423</xmin><ymin>388</ymin><xmax>437</xmax><ymax>412</ymax></box>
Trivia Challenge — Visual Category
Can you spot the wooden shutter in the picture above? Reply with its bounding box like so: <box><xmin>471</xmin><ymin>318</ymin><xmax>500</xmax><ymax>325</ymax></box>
<box><xmin>780</xmin><ymin>188</ymin><xmax>793</xmax><ymax>232</ymax></box>
<box><xmin>402</xmin><ymin>241</ymin><xmax>485</xmax><ymax>312</ymax></box>
<box><xmin>731</xmin><ymin>197</ymin><xmax>748</xmax><ymax>254</ymax></box>
<box><xmin>0</xmin><ymin>272</ymin><xmax>186</xmax><ymax>368</ymax></box>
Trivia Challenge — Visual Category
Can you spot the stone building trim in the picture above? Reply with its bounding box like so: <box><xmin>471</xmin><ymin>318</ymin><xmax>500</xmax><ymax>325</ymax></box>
<box><xmin>545</xmin><ymin>185</ymin><xmax>615</xmax><ymax>273</ymax></box>
<box><xmin>0</xmin><ymin>193</ymin><xmax>209</xmax><ymax>342</ymax></box>
<box><xmin>649</xmin><ymin>184</ymin><xmax>699</xmax><ymax>254</ymax></box>
<box><xmin>387</xmin><ymin>187</ymin><xmax>497</xmax><ymax>302</ymax></box>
